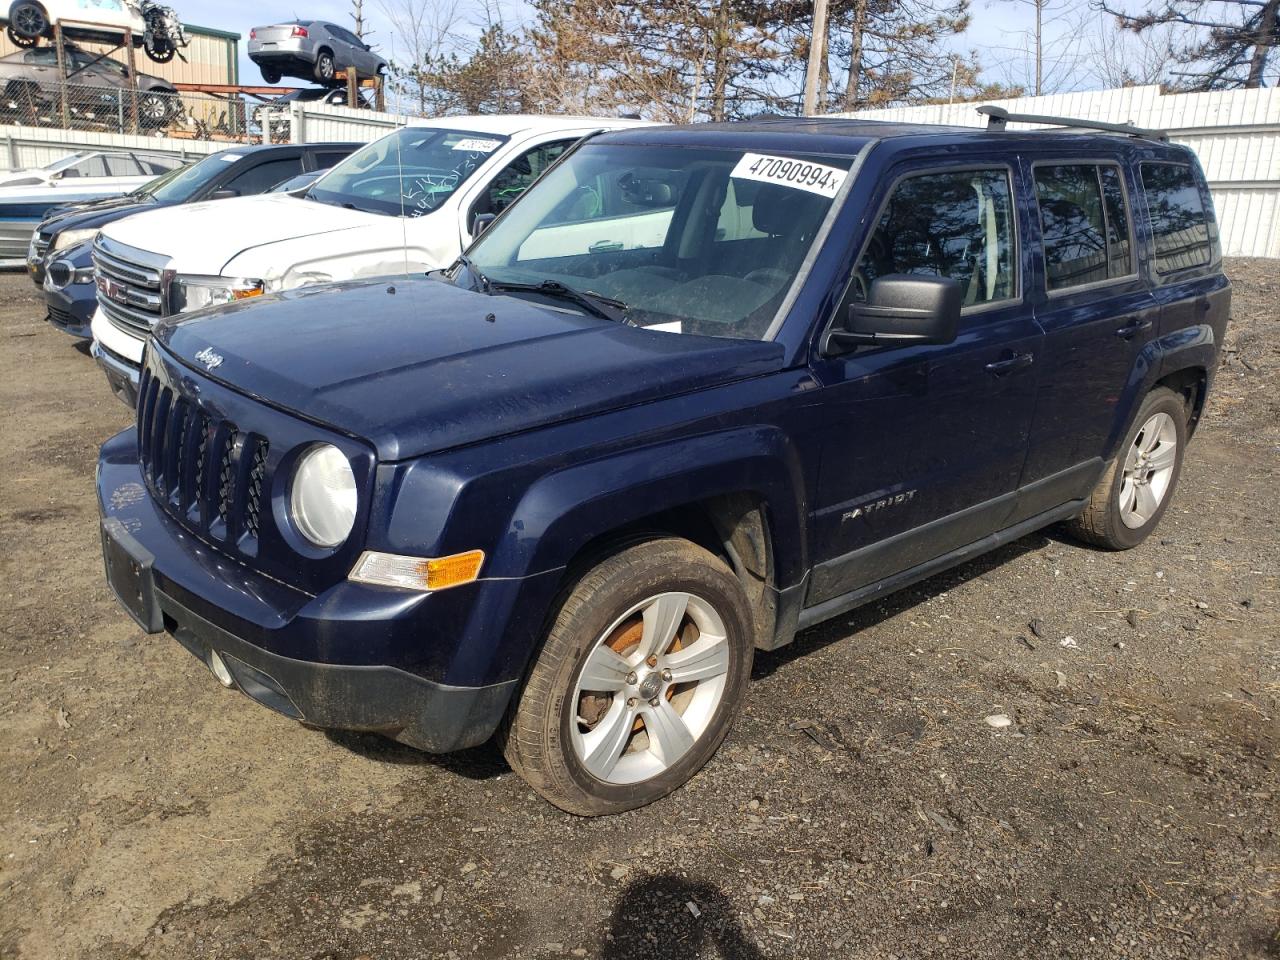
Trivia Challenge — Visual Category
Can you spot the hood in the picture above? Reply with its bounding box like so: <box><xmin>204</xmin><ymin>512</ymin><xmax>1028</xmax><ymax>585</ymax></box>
<box><xmin>156</xmin><ymin>278</ymin><xmax>786</xmax><ymax>461</ymax></box>
<box><xmin>41</xmin><ymin>195</ymin><xmax>156</xmax><ymax>235</ymax></box>
<box><xmin>102</xmin><ymin>194</ymin><xmax>376</xmax><ymax>275</ymax></box>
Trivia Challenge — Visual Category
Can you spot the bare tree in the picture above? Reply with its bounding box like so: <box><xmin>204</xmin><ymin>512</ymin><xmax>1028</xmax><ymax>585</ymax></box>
<box><xmin>377</xmin><ymin>0</ymin><xmax>463</xmax><ymax>114</ymax></box>
<box><xmin>1098</xmin><ymin>0</ymin><xmax>1279</xmax><ymax>88</ymax></box>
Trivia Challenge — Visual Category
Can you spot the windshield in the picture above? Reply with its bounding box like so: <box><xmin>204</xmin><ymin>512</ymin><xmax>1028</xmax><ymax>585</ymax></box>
<box><xmin>307</xmin><ymin>127</ymin><xmax>508</xmax><ymax>217</ymax></box>
<box><xmin>464</xmin><ymin>142</ymin><xmax>852</xmax><ymax>341</ymax></box>
<box><xmin>45</xmin><ymin>154</ymin><xmax>86</xmax><ymax>173</ymax></box>
<box><xmin>132</xmin><ymin>155</ymin><xmax>229</xmax><ymax>202</ymax></box>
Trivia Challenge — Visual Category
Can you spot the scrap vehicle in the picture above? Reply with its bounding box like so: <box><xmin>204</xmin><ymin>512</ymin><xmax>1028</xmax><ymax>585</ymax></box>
<box><xmin>4</xmin><ymin>0</ymin><xmax>187</xmax><ymax>63</ymax></box>
<box><xmin>0</xmin><ymin>44</ymin><xmax>181</xmax><ymax>128</ymax></box>
<box><xmin>33</xmin><ymin>142</ymin><xmax>358</xmax><ymax>335</ymax></box>
<box><xmin>88</xmin><ymin>114</ymin><xmax>650</xmax><ymax>404</ymax></box>
<box><xmin>97</xmin><ymin>111</ymin><xmax>1229</xmax><ymax>814</ymax></box>
<box><xmin>248</xmin><ymin>20</ymin><xmax>384</xmax><ymax>86</ymax></box>
<box><xmin>0</xmin><ymin>150</ymin><xmax>181</xmax><ymax>262</ymax></box>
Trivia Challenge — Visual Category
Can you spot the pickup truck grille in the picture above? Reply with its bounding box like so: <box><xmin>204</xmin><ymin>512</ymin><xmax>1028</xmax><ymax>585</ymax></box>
<box><xmin>92</xmin><ymin>235</ymin><xmax>168</xmax><ymax>339</ymax></box>
<box><xmin>137</xmin><ymin>360</ymin><xmax>270</xmax><ymax>553</ymax></box>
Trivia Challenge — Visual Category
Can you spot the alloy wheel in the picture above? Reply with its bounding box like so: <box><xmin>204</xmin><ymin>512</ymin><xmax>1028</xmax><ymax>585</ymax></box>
<box><xmin>1119</xmin><ymin>411</ymin><xmax>1178</xmax><ymax>528</ymax></box>
<box><xmin>571</xmin><ymin>591</ymin><xmax>730</xmax><ymax>785</ymax></box>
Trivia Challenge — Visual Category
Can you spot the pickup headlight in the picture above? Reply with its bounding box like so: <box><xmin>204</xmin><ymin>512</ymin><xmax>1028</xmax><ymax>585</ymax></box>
<box><xmin>168</xmin><ymin>274</ymin><xmax>264</xmax><ymax>315</ymax></box>
<box><xmin>290</xmin><ymin>445</ymin><xmax>357</xmax><ymax>548</ymax></box>
<box><xmin>52</xmin><ymin>227</ymin><xmax>98</xmax><ymax>252</ymax></box>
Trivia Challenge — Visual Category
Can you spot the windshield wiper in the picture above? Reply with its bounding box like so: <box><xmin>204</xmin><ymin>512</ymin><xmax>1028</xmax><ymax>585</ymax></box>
<box><xmin>489</xmin><ymin>280</ymin><xmax>629</xmax><ymax>324</ymax></box>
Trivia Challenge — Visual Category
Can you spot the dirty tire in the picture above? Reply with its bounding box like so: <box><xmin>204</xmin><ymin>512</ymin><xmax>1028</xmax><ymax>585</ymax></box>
<box><xmin>1065</xmin><ymin>386</ymin><xmax>1188</xmax><ymax>550</ymax></box>
<box><xmin>502</xmin><ymin>538</ymin><xmax>754</xmax><ymax>816</ymax></box>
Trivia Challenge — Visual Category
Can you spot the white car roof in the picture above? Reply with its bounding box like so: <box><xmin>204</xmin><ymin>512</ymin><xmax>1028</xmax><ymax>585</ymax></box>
<box><xmin>405</xmin><ymin>114</ymin><xmax>653</xmax><ymax>136</ymax></box>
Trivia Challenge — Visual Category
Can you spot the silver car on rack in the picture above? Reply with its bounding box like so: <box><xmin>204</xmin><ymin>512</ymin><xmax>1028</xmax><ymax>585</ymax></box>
<box><xmin>248</xmin><ymin>20</ymin><xmax>385</xmax><ymax>86</ymax></box>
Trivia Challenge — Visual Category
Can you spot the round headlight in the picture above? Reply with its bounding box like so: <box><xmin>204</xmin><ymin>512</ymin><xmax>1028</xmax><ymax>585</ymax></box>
<box><xmin>290</xmin><ymin>445</ymin><xmax>357</xmax><ymax>548</ymax></box>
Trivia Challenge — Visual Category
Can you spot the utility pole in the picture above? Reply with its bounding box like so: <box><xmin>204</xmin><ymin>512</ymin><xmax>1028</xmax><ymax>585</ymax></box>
<box><xmin>802</xmin><ymin>0</ymin><xmax>829</xmax><ymax>116</ymax></box>
<box><xmin>1034</xmin><ymin>0</ymin><xmax>1043</xmax><ymax>96</ymax></box>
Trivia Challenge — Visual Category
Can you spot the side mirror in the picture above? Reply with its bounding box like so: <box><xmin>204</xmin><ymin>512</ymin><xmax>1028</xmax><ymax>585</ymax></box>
<box><xmin>828</xmin><ymin>275</ymin><xmax>961</xmax><ymax>352</ymax></box>
<box><xmin>471</xmin><ymin>212</ymin><xmax>496</xmax><ymax>236</ymax></box>
<box><xmin>208</xmin><ymin>188</ymin><xmax>240</xmax><ymax>200</ymax></box>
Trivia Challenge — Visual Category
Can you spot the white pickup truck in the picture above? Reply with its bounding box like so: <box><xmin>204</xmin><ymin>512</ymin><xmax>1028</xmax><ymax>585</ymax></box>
<box><xmin>89</xmin><ymin>113</ymin><xmax>651</xmax><ymax>404</ymax></box>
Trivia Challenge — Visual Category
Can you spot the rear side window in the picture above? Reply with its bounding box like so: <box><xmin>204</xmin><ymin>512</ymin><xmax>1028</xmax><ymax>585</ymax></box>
<box><xmin>856</xmin><ymin>168</ymin><xmax>1017</xmax><ymax>307</ymax></box>
<box><xmin>1141</xmin><ymin>162</ymin><xmax>1211</xmax><ymax>274</ymax></box>
<box><xmin>1034</xmin><ymin>163</ymin><xmax>1133</xmax><ymax>291</ymax></box>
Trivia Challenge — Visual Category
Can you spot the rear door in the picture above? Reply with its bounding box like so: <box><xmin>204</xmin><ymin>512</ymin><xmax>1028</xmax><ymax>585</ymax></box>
<box><xmin>1017</xmin><ymin>155</ymin><xmax>1159</xmax><ymax>520</ymax></box>
<box><xmin>1139</xmin><ymin>159</ymin><xmax>1229</xmax><ymax>356</ymax></box>
<box><xmin>806</xmin><ymin>158</ymin><xmax>1043</xmax><ymax>606</ymax></box>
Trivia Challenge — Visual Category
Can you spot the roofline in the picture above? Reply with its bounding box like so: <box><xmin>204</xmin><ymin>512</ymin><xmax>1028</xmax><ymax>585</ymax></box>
<box><xmin>184</xmin><ymin>23</ymin><xmax>242</xmax><ymax>41</ymax></box>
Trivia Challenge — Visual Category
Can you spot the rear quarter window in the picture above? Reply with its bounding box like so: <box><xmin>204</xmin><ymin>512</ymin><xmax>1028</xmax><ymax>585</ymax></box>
<box><xmin>1141</xmin><ymin>162</ymin><xmax>1212</xmax><ymax>274</ymax></box>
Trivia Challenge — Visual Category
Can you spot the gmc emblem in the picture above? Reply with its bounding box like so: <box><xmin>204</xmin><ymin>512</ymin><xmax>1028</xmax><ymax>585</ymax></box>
<box><xmin>97</xmin><ymin>276</ymin><xmax>128</xmax><ymax>304</ymax></box>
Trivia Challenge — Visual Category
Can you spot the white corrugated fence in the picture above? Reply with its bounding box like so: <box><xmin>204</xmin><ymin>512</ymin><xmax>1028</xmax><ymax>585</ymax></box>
<box><xmin>828</xmin><ymin>85</ymin><xmax>1280</xmax><ymax>258</ymax></box>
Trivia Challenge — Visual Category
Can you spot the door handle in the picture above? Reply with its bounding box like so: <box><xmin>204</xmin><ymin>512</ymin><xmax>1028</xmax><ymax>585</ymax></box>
<box><xmin>1114</xmin><ymin>317</ymin><xmax>1153</xmax><ymax>340</ymax></box>
<box><xmin>588</xmin><ymin>240</ymin><xmax>624</xmax><ymax>253</ymax></box>
<box><xmin>985</xmin><ymin>353</ymin><xmax>1034</xmax><ymax>376</ymax></box>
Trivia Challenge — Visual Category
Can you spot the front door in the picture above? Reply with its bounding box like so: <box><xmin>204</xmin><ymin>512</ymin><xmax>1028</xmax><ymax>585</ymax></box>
<box><xmin>807</xmin><ymin>161</ymin><xmax>1042</xmax><ymax>607</ymax></box>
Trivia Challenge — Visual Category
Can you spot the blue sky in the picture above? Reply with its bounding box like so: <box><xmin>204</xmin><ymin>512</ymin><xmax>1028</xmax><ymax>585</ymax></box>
<box><xmin>193</xmin><ymin>0</ymin><xmax>1145</xmax><ymax>102</ymax></box>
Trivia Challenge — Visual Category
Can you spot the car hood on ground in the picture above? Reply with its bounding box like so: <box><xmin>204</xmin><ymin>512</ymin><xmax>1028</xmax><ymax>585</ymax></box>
<box><xmin>102</xmin><ymin>194</ymin><xmax>377</xmax><ymax>275</ymax></box>
<box><xmin>155</xmin><ymin>277</ymin><xmax>786</xmax><ymax>461</ymax></box>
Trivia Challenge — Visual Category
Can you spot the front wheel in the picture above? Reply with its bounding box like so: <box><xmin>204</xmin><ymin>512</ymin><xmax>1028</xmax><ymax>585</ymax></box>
<box><xmin>1065</xmin><ymin>386</ymin><xmax>1188</xmax><ymax>550</ymax></box>
<box><xmin>502</xmin><ymin>538</ymin><xmax>754</xmax><ymax>816</ymax></box>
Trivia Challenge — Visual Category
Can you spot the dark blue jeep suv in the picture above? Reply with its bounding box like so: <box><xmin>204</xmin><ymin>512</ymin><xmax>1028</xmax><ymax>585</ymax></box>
<box><xmin>97</xmin><ymin>113</ymin><xmax>1230</xmax><ymax>815</ymax></box>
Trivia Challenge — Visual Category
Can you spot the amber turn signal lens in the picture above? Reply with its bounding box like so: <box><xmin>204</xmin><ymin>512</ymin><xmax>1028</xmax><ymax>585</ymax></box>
<box><xmin>349</xmin><ymin>549</ymin><xmax>485</xmax><ymax>592</ymax></box>
<box><xmin>420</xmin><ymin>550</ymin><xmax>485</xmax><ymax>590</ymax></box>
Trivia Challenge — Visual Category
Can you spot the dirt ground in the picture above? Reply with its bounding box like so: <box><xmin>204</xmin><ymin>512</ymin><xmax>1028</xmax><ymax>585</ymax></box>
<box><xmin>0</xmin><ymin>263</ymin><xmax>1276</xmax><ymax>960</ymax></box>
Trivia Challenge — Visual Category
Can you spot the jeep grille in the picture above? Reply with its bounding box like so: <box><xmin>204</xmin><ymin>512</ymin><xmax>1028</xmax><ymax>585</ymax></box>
<box><xmin>137</xmin><ymin>362</ymin><xmax>270</xmax><ymax>553</ymax></box>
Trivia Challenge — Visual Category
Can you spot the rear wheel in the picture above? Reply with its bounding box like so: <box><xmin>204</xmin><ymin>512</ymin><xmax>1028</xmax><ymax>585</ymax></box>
<box><xmin>314</xmin><ymin>50</ymin><xmax>336</xmax><ymax>83</ymax></box>
<box><xmin>1065</xmin><ymin>387</ymin><xmax>1188</xmax><ymax>550</ymax></box>
<box><xmin>137</xmin><ymin>90</ymin><xmax>175</xmax><ymax>128</ymax></box>
<box><xmin>7</xmin><ymin>1</ymin><xmax>47</xmax><ymax>40</ymax></box>
<box><xmin>502</xmin><ymin>538</ymin><xmax>754</xmax><ymax>816</ymax></box>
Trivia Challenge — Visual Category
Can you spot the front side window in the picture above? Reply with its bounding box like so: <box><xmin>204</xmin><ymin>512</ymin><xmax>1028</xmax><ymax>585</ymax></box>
<box><xmin>855</xmin><ymin>168</ymin><xmax>1016</xmax><ymax>306</ymax></box>
<box><xmin>473</xmin><ymin>139</ymin><xmax>574</xmax><ymax>221</ymax></box>
<box><xmin>226</xmin><ymin>157</ymin><xmax>303</xmax><ymax>195</ymax></box>
<box><xmin>1141</xmin><ymin>162</ymin><xmax>1211</xmax><ymax>274</ymax></box>
<box><xmin>308</xmin><ymin>127</ymin><xmax>509</xmax><ymax>217</ymax></box>
<box><xmin>465</xmin><ymin>142</ymin><xmax>852</xmax><ymax>340</ymax></box>
<box><xmin>1034</xmin><ymin>163</ymin><xmax>1133</xmax><ymax>291</ymax></box>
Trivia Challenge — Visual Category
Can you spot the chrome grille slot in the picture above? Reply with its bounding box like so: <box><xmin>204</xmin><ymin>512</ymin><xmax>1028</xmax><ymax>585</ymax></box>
<box><xmin>92</xmin><ymin>236</ymin><xmax>168</xmax><ymax>339</ymax></box>
<box><xmin>216</xmin><ymin>428</ymin><xmax>239</xmax><ymax>526</ymax></box>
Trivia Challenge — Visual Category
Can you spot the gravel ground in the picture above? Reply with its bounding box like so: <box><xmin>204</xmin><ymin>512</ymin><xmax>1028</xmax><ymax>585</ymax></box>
<box><xmin>0</xmin><ymin>262</ymin><xmax>1276</xmax><ymax>960</ymax></box>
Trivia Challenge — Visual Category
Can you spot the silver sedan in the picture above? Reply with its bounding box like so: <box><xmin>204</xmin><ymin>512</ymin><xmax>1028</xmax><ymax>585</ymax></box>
<box><xmin>248</xmin><ymin>20</ymin><xmax>385</xmax><ymax>86</ymax></box>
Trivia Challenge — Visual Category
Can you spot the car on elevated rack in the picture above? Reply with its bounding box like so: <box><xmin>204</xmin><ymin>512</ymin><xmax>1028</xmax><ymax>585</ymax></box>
<box><xmin>87</xmin><ymin>113</ymin><xmax>652</xmax><ymax>405</ymax></box>
<box><xmin>33</xmin><ymin>142</ymin><xmax>359</xmax><ymax>337</ymax></box>
<box><xmin>248</xmin><ymin>20</ymin><xmax>385</xmax><ymax>85</ymax></box>
<box><xmin>97</xmin><ymin>111</ymin><xmax>1229</xmax><ymax>814</ymax></box>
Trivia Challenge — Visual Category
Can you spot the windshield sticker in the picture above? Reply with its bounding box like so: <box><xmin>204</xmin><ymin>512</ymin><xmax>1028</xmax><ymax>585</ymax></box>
<box><xmin>731</xmin><ymin>153</ymin><xmax>846</xmax><ymax>198</ymax></box>
<box><xmin>452</xmin><ymin>138</ymin><xmax>502</xmax><ymax>153</ymax></box>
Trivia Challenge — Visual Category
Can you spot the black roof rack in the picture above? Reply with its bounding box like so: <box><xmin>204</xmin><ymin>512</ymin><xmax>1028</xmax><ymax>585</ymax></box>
<box><xmin>977</xmin><ymin>105</ymin><xmax>1168</xmax><ymax>141</ymax></box>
